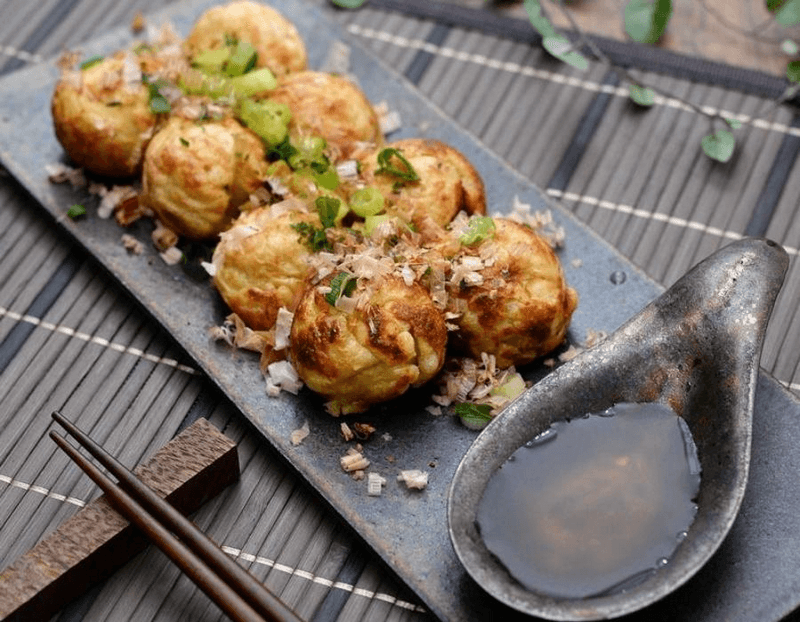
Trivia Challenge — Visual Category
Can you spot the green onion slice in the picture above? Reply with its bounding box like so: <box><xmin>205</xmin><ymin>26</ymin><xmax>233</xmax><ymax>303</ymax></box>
<box><xmin>325</xmin><ymin>272</ymin><xmax>357</xmax><ymax>306</ymax></box>
<box><xmin>350</xmin><ymin>187</ymin><xmax>385</xmax><ymax>218</ymax></box>
<box><xmin>230</xmin><ymin>67</ymin><xmax>277</xmax><ymax>96</ymax></box>
<box><xmin>237</xmin><ymin>99</ymin><xmax>290</xmax><ymax>146</ymax></box>
<box><xmin>224</xmin><ymin>40</ymin><xmax>258</xmax><ymax>77</ymax></box>
<box><xmin>79</xmin><ymin>55</ymin><xmax>105</xmax><ymax>70</ymax></box>
<box><xmin>376</xmin><ymin>148</ymin><xmax>419</xmax><ymax>182</ymax></box>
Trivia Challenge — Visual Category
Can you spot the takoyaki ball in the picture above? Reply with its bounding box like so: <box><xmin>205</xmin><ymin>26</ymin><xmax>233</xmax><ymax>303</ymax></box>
<box><xmin>184</xmin><ymin>1</ymin><xmax>307</xmax><ymax>77</ymax></box>
<box><xmin>446</xmin><ymin>217</ymin><xmax>578</xmax><ymax>368</ymax></box>
<box><xmin>140</xmin><ymin>114</ymin><xmax>269</xmax><ymax>240</ymax></box>
<box><xmin>356</xmin><ymin>139</ymin><xmax>486</xmax><ymax>231</ymax></box>
<box><xmin>51</xmin><ymin>51</ymin><xmax>158</xmax><ymax>178</ymax></box>
<box><xmin>211</xmin><ymin>204</ymin><xmax>319</xmax><ymax>331</ymax></box>
<box><xmin>290</xmin><ymin>275</ymin><xmax>448</xmax><ymax>415</ymax></box>
<box><xmin>265</xmin><ymin>71</ymin><xmax>382</xmax><ymax>160</ymax></box>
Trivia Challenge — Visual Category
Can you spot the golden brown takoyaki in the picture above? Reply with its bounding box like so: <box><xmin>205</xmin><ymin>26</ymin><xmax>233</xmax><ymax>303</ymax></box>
<box><xmin>184</xmin><ymin>1</ymin><xmax>307</xmax><ymax>78</ymax></box>
<box><xmin>140</xmin><ymin>113</ymin><xmax>268</xmax><ymax>239</ymax></box>
<box><xmin>355</xmin><ymin>138</ymin><xmax>486</xmax><ymax>231</ymax></box>
<box><xmin>51</xmin><ymin>51</ymin><xmax>159</xmax><ymax>178</ymax></box>
<box><xmin>289</xmin><ymin>274</ymin><xmax>448</xmax><ymax>414</ymax></box>
<box><xmin>211</xmin><ymin>202</ymin><xmax>319</xmax><ymax>331</ymax></box>
<box><xmin>443</xmin><ymin>216</ymin><xmax>578</xmax><ymax>368</ymax></box>
<box><xmin>264</xmin><ymin>70</ymin><xmax>382</xmax><ymax>161</ymax></box>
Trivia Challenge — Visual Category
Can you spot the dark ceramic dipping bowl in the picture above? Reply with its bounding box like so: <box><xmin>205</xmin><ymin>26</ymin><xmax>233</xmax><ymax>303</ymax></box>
<box><xmin>447</xmin><ymin>238</ymin><xmax>788</xmax><ymax>620</ymax></box>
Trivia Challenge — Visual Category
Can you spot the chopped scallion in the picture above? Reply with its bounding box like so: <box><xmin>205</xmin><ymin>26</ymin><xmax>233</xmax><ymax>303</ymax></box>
<box><xmin>459</xmin><ymin>216</ymin><xmax>495</xmax><ymax>246</ymax></box>
<box><xmin>376</xmin><ymin>148</ymin><xmax>419</xmax><ymax>182</ymax></box>
<box><xmin>79</xmin><ymin>54</ymin><xmax>105</xmax><ymax>70</ymax></box>
<box><xmin>237</xmin><ymin>99</ymin><xmax>290</xmax><ymax>146</ymax></box>
<box><xmin>350</xmin><ymin>187</ymin><xmax>385</xmax><ymax>217</ymax></box>
<box><xmin>229</xmin><ymin>67</ymin><xmax>277</xmax><ymax>96</ymax></box>
<box><xmin>325</xmin><ymin>272</ymin><xmax>357</xmax><ymax>306</ymax></box>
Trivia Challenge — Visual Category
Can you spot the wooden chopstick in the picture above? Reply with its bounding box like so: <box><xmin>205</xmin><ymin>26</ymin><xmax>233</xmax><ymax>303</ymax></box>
<box><xmin>50</xmin><ymin>411</ymin><xmax>303</xmax><ymax>622</ymax></box>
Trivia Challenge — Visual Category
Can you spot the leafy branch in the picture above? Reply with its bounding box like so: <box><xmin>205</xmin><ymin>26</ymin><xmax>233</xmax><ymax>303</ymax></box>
<box><xmin>524</xmin><ymin>0</ymin><xmax>800</xmax><ymax>163</ymax></box>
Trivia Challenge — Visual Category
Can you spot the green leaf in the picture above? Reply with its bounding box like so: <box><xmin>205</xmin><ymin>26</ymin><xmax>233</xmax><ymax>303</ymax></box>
<box><xmin>523</xmin><ymin>0</ymin><xmax>558</xmax><ymax>38</ymax></box>
<box><xmin>66</xmin><ymin>204</ymin><xmax>86</xmax><ymax>219</ymax></box>
<box><xmin>774</xmin><ymin>0</ymin><xmax>800</xmax><ymax>25</ymax></box>
<box><xmin>628</xmin><ymin>84</ymin><xmax>656</xmax><ymax>106</ymax></box>
<box><xmin>459</xmin><ymin>216</ymin><xmax>496</xmax><ymax>246</ymax></box>
<box><xmin>542</xmin><ymin>35</ymin><xmax>589</xmax><ymax>71</ymax></box>
<box><xmin>313</xmin><ymin>169</ymin><xmax>340</xmax><ymax>191</ymax></box>
<box><xmin>330</xmin><ymin>0</ymin><xmax>367</xmax><ymax>7</ymax></box>
<box><xmin>787</xmin><ymin>60</ymin><xmax>800</xmax><ymax>82</ymax></box>
<box><xmin>768</xmin><ymin>0</ymin><xmax>786</xmax><ymax>11</ymax></box>
<box><xmin>724</xmin><ymin>117</ymin><xmax>743</xmax><ymax>130</ymax></box>
<box><xmin>701</xmin><ymin>129</ymin><xmax>735</xmax><ymax>163</ymax></box>
<box><xmin>454</xmin><ymin>403</ymin><xmax>494</xmax><ymax>430</ymax></box>
<box><xmin>625</xmin><ymin>0</ymin><xmax>673</xmax><ymax>44</ymax></box>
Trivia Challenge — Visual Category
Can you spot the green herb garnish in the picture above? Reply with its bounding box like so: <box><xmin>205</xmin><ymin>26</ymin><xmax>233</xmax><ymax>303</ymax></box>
<box><xmin>224</xmin><ymin>40</ymin><xmax>258</xmax><ymax>77</ymax></box>
<box><xmin>315</xmin><ymin>196</ymin><xmax>340</xmax><ymax>229</ymax></box>
<box><xmin>142</xmin><ymin>74</ymin><xmax>171</xmax><ymax>114</ymax></box>
<box><xmin>350</xmin><ymin>187</ymin><xmax>384</xmax><ymax>217</ymax></box>
<box><xmin>459</xmin><ymin>216</ymin><xmax>495</xmax><ymax>246</ymax></box>
<box><xmin>325</xmin><ymin>271</ymin><xmax>357</xmax><ymax>306</ymax></box>
<box><xmin>267</xmin><ymin>136</ymin><xmax>298</xmax><ymax>162</ymax></box>
<box><xmin>237</xmin><ymin>99</ymin><xmax>290</xmax><ymax>146</ymax></box>
<box><xmin>79</xmin><ymin>55</ymin><xmax>104</xmax><ymax>70</ymax></box>
<box><xmin>454</xmin><ymin>403</ymin><xmax>493</xmax><ymax>430</ymax></box>
<box><xmin>66</xmin><ymin>204</ymin><xmax>86</xmax><ymax>219</ymax></box>
<box><xmin>375</xmin><ymin>148</ymin><xmax>419</xmax><ymax>182</ymax></box>
<box><xmin>179</xmin><ymin>137</ymin><xmax>190</xmax><ymax>147</ymax></box>
<box><xmin>291</xmin><ymin>221</ymin><xmax>330</xmax><ymax>252</ymax></box>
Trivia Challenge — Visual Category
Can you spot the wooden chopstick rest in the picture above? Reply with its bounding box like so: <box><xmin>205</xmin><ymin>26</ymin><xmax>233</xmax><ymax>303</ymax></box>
<box><xmin>0</xmin><ymin>417</ymin><xmax>239</xmax><ymax>622</ymax></box>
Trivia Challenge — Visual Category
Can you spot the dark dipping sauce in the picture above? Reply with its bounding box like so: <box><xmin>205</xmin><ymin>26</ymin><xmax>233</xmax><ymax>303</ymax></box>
<box><xmin>476</xmin><ymin>402</ymin><xmax>701</xmax><ymax>599</ymax></box>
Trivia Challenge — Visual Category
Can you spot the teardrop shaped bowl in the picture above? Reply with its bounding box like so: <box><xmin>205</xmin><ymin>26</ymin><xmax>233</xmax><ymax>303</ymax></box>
<box><xmin>447</xmin><ymin>238</ymin><xmax>789</xmax><ymax>620</ymax></box>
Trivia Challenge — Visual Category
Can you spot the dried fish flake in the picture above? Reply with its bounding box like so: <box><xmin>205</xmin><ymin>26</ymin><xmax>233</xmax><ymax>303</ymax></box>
<box><xmin>397</xmin><ymin>469</ymin><xmax>428</xmax><ymax>490</ymax></box>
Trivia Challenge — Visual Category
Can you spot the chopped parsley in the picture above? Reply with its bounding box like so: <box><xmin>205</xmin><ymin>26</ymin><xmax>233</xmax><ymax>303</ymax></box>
<box><xmin>325</xmin><ymin>271</ymin><xmax>357</xmax><ymax>306</ymax></box>
<box><xmin>179</xmin><ymin>137</ymin><xmax>190</xmax><ymax>147</ymax></box>
<box><xmin>376</xmin><ymin>148</ymin><xmax>419</xmax><ymax>183</ymax></box>
<box><xmin>291</xmin><ymin>197</ymin><xmax>342</xmax><ymax>252</ymax></box>
<box><xmin>459</xmin><ymin>216</ymin><xmax>495</xmax><ymax>246</ymax></box>
<box><xmin>267</xmin><ymin>136</ymin><xmax>297</xmax><ymax>162</ymax></box>
<box><xmin>66</xmin><ymin>204</ymin><xmax>86</xmax><ymax>219</ymax></box>
<box><xmin>291</xmin><ymin>221</ymin><xmax>330</xmax><ymax>252</ymax></box>
<box><xmin>315</xmin><ymin>196</ymin><xmax>340</xmax><ymax>229</ymax></box>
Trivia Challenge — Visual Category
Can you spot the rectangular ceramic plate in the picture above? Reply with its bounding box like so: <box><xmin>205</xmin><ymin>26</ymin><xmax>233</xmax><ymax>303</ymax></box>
<box><xmin>1</xmin><ymin>2</ymin><xmax>799</xmax><ymax>620</ymax></box>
